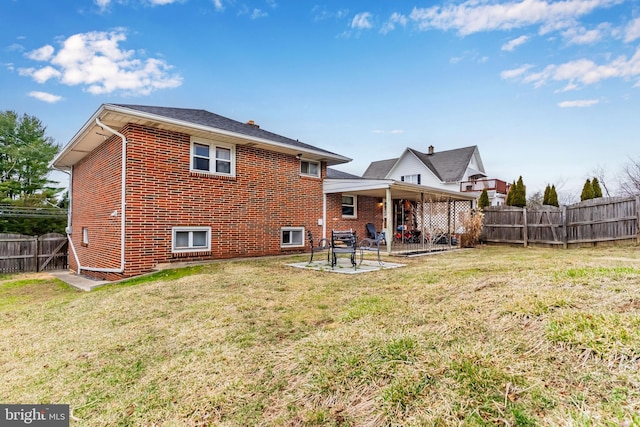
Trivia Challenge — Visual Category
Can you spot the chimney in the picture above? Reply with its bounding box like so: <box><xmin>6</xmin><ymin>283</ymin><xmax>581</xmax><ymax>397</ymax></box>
<box><xmin>428</xmin><ymin>145</ymin><xmax>434</xmax><ymax>155</ymax></box>
<box><xmin>246</xmin><ymin>120</ymin><xmax>259</xmax><ymax>128</ymax></box>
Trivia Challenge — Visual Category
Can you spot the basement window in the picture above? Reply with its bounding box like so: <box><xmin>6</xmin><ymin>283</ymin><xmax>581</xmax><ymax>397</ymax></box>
<box><xmin>281</xmin><ymin>227</ymin><xmax>305</xmax><ymax>248</ymax></box>
<box><xmin>172</xmin><ymin>226</ymin><xmax>211</xmax><ymax>253</ymax></box>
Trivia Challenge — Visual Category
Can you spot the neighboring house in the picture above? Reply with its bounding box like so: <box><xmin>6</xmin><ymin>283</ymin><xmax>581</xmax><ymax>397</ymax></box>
<box><xmin>52</xmin><ymin>104</ymin><xmax>381</xmax><ymax>280</ymax></box>
<box><xmin>325</xmin><ymin>145</ymin><xmax>504</xmax><ymax>243</ymax></box>
<box><xmin>363</xmin><ymin>145</ymin><xmax>508</xmax><ymax>206</ymax></box>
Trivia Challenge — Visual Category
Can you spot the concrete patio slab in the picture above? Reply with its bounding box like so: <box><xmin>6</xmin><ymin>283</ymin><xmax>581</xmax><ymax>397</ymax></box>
<box><xmin>287</xmin><ymin>258</ymin><xmax>405</xmax><ymax>274</ymax></box>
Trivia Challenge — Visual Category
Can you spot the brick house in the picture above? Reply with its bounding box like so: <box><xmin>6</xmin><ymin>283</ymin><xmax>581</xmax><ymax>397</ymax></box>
<box><xmin>52</xmin><ymin>104</ymin><xmax>382</xmax><ymax>280</ymax></box>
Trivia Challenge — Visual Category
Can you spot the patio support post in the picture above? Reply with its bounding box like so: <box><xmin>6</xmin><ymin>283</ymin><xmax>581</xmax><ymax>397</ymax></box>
<box><xmin>385</xmin><ymin>188</ymin><xmax>393</xmax><ymax>254</ymax></box>
<box><xmin>322</xmin><ymin>193</ymin><xmax>327</xmax><ymax>239</ymax></box>
<box><xmin>420</xmin><ymin>192</ymin><xmax>425</xmax><ymax>250</ymax></box>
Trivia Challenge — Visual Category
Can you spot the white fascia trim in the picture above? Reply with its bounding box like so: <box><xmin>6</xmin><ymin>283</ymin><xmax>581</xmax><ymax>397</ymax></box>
<box><xmin>50</xmin><ymin>106</ymin><xmax>105</xmax><ymax>168</ymax></box>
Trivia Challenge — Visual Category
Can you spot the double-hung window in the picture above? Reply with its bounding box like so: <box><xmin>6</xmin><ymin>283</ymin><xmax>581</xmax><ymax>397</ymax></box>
<box><xmin>300</xmin><ymin>160</ymin><xmax>320</xmax><ymax>177</ymax></box>
<box><xmin>191</xmin><ymin>138</ymin><xmax>235</xmax><ymax>176</ymax></box>
<box><xmin>342</xmin><ymin>195</ymin><xmax>357</xmax><ymax>218</ymax></box>
<box><xmin>172</xmin><ymin>226</ymin><xmax>211</xmax><ymax>253</ymax></box>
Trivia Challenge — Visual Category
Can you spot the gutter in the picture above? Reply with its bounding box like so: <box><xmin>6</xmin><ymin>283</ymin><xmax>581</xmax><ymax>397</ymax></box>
<box><xmin>67</xmin><ymin>118</ymin><xmax>127</xmax><ymax>274</ymax></box>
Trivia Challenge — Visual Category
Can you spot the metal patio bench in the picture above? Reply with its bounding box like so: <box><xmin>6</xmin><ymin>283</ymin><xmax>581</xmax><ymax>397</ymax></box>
<box><xmin>307</xmin><ymin>230</ymin><xmax>330</xmax><ymax>264</ymax></box>
<box><xmin>330</xmin><ymin>229</ymin><xmax>357</xmax><ymax>269</ymax></box>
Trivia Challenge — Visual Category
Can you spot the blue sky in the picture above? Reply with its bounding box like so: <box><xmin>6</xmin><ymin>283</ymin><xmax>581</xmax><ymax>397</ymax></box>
<box><xmin>2</xmin><ymin>0</ymin><xmax>640</xmax><ymax>202</ymax></box>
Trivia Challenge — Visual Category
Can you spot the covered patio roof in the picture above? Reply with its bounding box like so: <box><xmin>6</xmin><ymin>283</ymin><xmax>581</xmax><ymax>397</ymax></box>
<box><xmin>323</xmin><ymin>178</ymin><xmax>478</xmax><ymax>202</ymax></box>
<box><xmin>322</xmin><ymin>178</ymin><xmax>477</xmax><ymax>255</ymax></box>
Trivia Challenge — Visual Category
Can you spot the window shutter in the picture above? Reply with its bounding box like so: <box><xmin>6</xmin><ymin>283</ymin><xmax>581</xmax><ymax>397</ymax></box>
<box><xmin>400</xmin><ymin>176</ymin><xmax>405</xmax><ymax>182</ymax></box>
<box><xmin>417</xmin><ymin>174</ymin><xmax>421</xmax><ymax>185</ymax></box>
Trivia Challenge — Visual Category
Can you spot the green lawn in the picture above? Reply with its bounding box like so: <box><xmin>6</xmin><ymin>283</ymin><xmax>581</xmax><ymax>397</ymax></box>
<box><xmin>1</xmin><ymin>246</ymin><xmax>640</xmax><ymax>426</ymax></box>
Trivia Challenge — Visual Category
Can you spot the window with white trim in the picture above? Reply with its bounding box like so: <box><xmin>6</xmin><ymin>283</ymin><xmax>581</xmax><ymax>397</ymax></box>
<box><xmin>281</xmin><ymin>227</ymin><xmax>305</xmax><ymax>247</ymax></box>
<box><xmin>191</xmin><ymin>138</ymin><xmax>235</xmax><ymax>176</ymax></box>
<box><xmin>300</xmin><ymin>160</ymin><xmax>320</xmax><ymax>177</ymax></box>
<box><xmin>172</xmin><ymin>226</ymin><xmax>211</xmax><ymax>253</ymax></box>
<box><xmin>401</xmin><ymin>174</ymin><xmax>421</xmax><ymax>184</ymax></box>
<box><xmin>82</xmin><ymin>227</ymin><xmax>89</xmax><ymax>245</ymax></box>
<box><xmin>342</xmin><ymin>195</ymin><xmax>357</xmax><ymax>217</ymax></box>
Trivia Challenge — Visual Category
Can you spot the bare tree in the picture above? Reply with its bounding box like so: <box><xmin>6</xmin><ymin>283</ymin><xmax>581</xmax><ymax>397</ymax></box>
<box><xmin>552</xmin><ymin>177</ymin><xmax>579</xmax><ymax>206</ymax></box>
<box><xmin>589</xmin><ymin>164</ymin><xmax>612</xmax><ymax>197</ymax></box>
<box><xmin>618</xmin><ymin>157</ymin><xmax>640</xmax><ymax>196</ymax></box>
<box><xmin>527</xmin><ymin>190</ymin><xmax>543</xmax><ymax>208</ymax></box>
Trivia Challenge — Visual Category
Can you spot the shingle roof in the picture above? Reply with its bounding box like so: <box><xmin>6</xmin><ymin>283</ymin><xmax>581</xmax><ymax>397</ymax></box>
<box><xmin>362</xmin><ymin>158</ymin><xmax>399</xmax><ymax>179</ymax></box>
<box><xmin>362</xmin><ymin>146</ymin><xmax>482</xmax><ymax>183</ymax></box>
<box><xmin>326</xmin><ymin>168</ymin><xmax>362</xmax><ymax>179</ymax></box>
<box><xmin>110</xmin><ymin>104</ymin><xmax>344</xmax><ymax>158</ymax></box>
<box><xmin>410</xmin><ymin>146</ymin><xmax>481</xmax><ymax>182</ymax></box>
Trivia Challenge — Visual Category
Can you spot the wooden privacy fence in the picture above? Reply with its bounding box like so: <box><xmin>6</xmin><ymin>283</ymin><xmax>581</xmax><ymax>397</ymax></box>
<box><xmin>0</xmin><ymin>233</ymin><xmax>68</xmax><ymax>274</ymax></box>
<box><xmin>482</xmin><ymin>196</ymin><xmax>640</xmax><ymax>247</ymax></box>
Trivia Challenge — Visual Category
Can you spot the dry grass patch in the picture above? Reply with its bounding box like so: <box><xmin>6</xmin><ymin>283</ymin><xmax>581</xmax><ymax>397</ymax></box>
<box><xmin>1</xmin><ymin>246</ymin><xmax>640</xmax><ymax>425</ymax></box>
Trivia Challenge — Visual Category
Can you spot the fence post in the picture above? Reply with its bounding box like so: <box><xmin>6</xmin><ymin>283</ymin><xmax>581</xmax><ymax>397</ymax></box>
<box><xmin>562</xmin><ymin>205</ymin><xmax>568</xmax><ymax>249</ymax></box>
<box><xmin>34</xmin><ymin>236</ymin><xmax>39</xmax><ymax>272</ymax></box>
<box><xmin>636</xmin><ymin>196</ymin><xmax>640</xmax><ymax>245</ymax></box>
<box><xmin>522</xmin><ymin>207</ymin><xmax>528</xmax><ymax>247</ymax></box>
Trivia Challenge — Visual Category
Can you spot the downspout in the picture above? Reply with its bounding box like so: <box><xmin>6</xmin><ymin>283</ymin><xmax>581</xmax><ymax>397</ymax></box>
<box><xmin>70</xmin><ymin>118</ymin><xmax>127</xmax><ymax>274</ymax></box>
<box><xmin>51</xmin><ymin>167</ymin><xmax>82</xmax><ymax>272</ymax></box>
<box><xmin>65</xmin><ymin>167</ymin><xmax>81</xmax><ymax>272</ymax></box>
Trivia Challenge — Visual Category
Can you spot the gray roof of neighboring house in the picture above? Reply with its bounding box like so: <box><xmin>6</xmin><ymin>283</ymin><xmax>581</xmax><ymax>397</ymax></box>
<box><xmin>111</xmin><ymin>104</ymin><xmax>345</xmax><ymax>158</ymax></box>
<box><xmin>326</xmin><ymin>168</ymin><xmax>362</xmax><ymax>179</ymax></box>
<box><xmin>362</xmin><ymin>146</ymin><xmax>483</xmax><ymax>183</ymax></box>
<box><xmin>411</xmin><ymin>146</ymin><xmax>481</xmax><ymax>182</ymax></box>
<box><xmin>362</xmin><ymin>158</ymin><xmax>399</xmax><ymax>179</ymax></box>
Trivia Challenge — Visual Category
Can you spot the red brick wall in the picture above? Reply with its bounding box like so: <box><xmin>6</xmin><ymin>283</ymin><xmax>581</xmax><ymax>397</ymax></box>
<box><xmin>325</xmin><ymin>194</ymin><xmax>384</xmax><ymax>241</ymax></box>
<box><xmin>71</xmin><ymin>123</ymin><xmax>336</xmax><ymax>280</ymax></box>
<box><xmin>69</xmin><ymin>133</ymin><xmax>123</xmax><ymax>279</ymax></box>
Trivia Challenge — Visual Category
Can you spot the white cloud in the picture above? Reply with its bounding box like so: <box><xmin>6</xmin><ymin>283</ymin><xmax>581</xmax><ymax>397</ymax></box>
<box><xmin>372</xmin><ymin>129</ymin><xmax>405</xmax><ymax>134</ymax></box>
<box><xmin>94</xmin><ymin>0</ymin><xmax>110</xmax><ymax>10</ymax></box>
<box><xmin>26</xmin><ymin>45</ymin><xmax>54</xmax><ymax>61</ymax></box>
<box><xmin>19</xmin><ymin>30</ymin><xmax>182</xmax><ymax>96</ymax></box>
<box><xmin>500</xmin><ymin>64</ymin><xmax>533</xmax><ymax>79</ymax></box>
<box><xmin>312</xmin><ymin>6</ymin><xmax>349</xmax><ymax>22</ymax></box>
<box><xmin>507</xmin><ymin>46</ymin><xmax>640</xmax><ymax>89</ymax></box>
<box><xmin>408</xmin><ymin>0</ymin><xmax>621</xmax><ymax>36</ymax></box>
<box><xmin>6</xmin><ymin>43</ymin><xmax>25</xmax><ymax>53</ymax></box>
<box><xmin>558</xmin><ymin>99</ymin><xmax>600</xmax><ymax>107</ymax></box>
<box><xmin>624</xmin><ymin>17</ymin><xmax>640</xmax><ymax>42</ymax></box>
<box><xmin>451</xmin><ymin>50</ymin><xmax>489</xmax><ymax>65</ymax></box>
<box><xmin>501</xmin><ymin>35</ymin><xmax>529</xmax><ymax>51</ymax></box>
<box><xmin>250</xmin><ymin>8</ymin><xmax>268</xmax><ymax>19</ymax></box>
<box><xmin>381</xmin><ymin>12</ymin><xmax>408</xmax><ymax>34</ymax></box>
<box><xmin>352</xmin><ymin>12</ymin><xmax>373</xmax><ymax>30</ymax></box>
<box><xmin>31</xmin><ymin>66</ymin><xmax>62</xmax><ymax>83</ymax></box>
<box><xmin>212</xmin><ymin>0</ymin><xmax>223</xmax><ymax>11</ymax></box>
<box><xmin>28</xmin><ymin>91</ymin><xmax>63</xmax><ymax>103</ymax></box>
<box><xmin>562</xmin><ymin>25</ymin><xmax>607</xmax><ymax>45</ymax></box>
<box><xmin>556</xmin><ymin>82</ymin><xmax>579</xmax><ymax>92</ymax></box>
